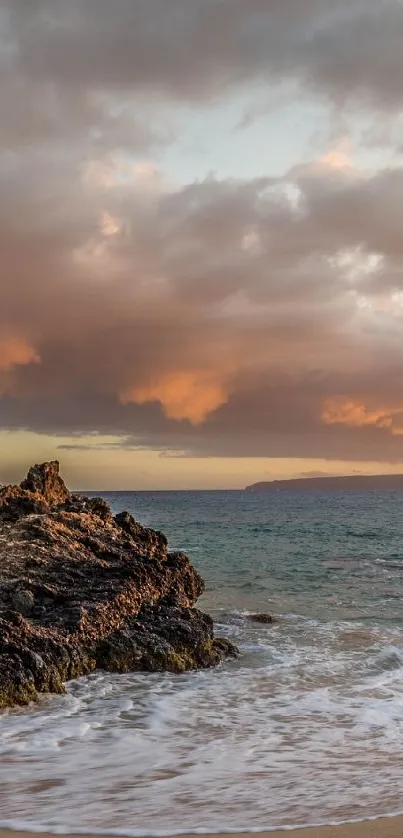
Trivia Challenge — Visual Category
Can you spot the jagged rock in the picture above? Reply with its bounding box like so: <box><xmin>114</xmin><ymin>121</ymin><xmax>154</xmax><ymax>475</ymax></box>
<box><xmin>20</xmin><ymin>461</ymin><xmax>70</xmax><ymax>506</ymax></box>
<box><xmin>0</xmin><ymin>484</ymin><xmax>50</xmax><ymax>520</ymax></box>
<box><xmin>114</xmin><ymin>510</ymin><xmax>168</xmax><ymax>559</ymax></box>
<box><xmin>0</xmin><ymin>461</ymin><xmax>238</xmax><ymax>708</ymax></box>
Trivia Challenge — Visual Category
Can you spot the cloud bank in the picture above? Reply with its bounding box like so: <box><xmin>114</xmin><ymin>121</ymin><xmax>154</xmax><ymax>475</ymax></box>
<box><xmin>1</xmin><ymin>0</ymin><xmax>403</xmax><ymax>464</ymax></box>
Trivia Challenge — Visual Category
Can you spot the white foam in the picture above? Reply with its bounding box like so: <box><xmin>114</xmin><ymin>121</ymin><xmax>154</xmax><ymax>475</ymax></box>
<box><xmin>1</xmin><ymin>617</ymin><xmax>403</xmax><ymax>834</ymax></box>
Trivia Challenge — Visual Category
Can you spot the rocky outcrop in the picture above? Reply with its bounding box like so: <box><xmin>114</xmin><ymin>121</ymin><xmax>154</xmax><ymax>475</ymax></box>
<box><xmin>20</xmin><ymin>460</ymin><xmax>70</xmax><ymax>505</ymax></box>
<box><xmin>0</xmin><ymin>462</ymin><xmax>238</xmax><ymax>709</ymax></box>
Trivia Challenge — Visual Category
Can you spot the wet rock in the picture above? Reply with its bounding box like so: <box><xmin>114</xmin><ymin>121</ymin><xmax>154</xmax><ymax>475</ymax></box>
<box><xmin>247</xmin><ymin>613</ymin><xmax>275</xmax><ymax>624</ymax></box>
<box><xmin>96</xmin><ymin>605</ymin><xmax>238</xmax><ymax>674</ymax></box>
<box><xmin>0</xmin><ymin>461</ymin><xmax>238</xmax><ymax>708</ymax></box>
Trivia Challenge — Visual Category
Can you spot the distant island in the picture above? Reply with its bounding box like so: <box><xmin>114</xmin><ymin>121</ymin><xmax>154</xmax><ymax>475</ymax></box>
<box><xmin>245</xmin><ymin>474</ymin><xmax>403</xmax><ymax>492</ymax></box>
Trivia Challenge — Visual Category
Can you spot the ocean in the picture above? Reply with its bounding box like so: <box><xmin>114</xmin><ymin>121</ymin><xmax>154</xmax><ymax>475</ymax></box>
<box><xmin>1</xmin><ymin>490</ymin><xmax>403</xmax><ymax>834</ymax></box>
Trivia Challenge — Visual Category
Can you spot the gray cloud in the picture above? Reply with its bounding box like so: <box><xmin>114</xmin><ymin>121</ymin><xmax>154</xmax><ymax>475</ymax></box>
<box><xmin>4</xmin><ymin>0</ymin><xmax>403</xmax><ymax>107</ymax></box>
<box><xmin>2</xmin><ymin>0</ymin><xmax>403</xmax><ymax>158</ymax></box>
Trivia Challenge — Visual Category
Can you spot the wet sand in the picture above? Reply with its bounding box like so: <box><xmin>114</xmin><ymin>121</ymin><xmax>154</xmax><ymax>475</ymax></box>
<box><xmin>1</xmin><ymin>819</ymin><xmax>403</xmax><ymax>838</ymax></box>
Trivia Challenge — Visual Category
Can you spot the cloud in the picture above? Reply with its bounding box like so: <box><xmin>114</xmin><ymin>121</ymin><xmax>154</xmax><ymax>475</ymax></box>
<box><xmin>2</xmin><ymin>0</ymin><xmax>403</xmax><ymax>164</ymax></box>
<box><xmin>2</xmin><ymin>2</ymin><xmax>403</xmax><ymax>465</ymax></box>
<box><xmin>0</xmin><ymin>338</ymin><xmax>40</xmax><ymax>374</ymax></box>
<box><xmin>4</xmin><ymin>1</ymin><xmax>403</xmax><ymax>109</ymax></box>
<box><xmin>297</xmin><ymin>471</ymin><xmax>335</xmax><ymax>479</ymax></box>
<box><xmin>319</xmin><ymin>145</ymin><xmax>353</xmax><ymax>172</ymax></box>
<box><xmin>57</xmin><ymin>444</ymin><xmax>98</xmax><ymax>453</ymax></box>
<box><xmin>121</xmin><ymin>370</ymin><xmax>231</xmax><ymax>425</ymax></box>
<box><xmin>323</xmin><ymin>399</ymin><xmax>403</xmax><ymax>436</ymax></box>
<box><xmin>1</xmin><ymin>148</ymin><xmax>403</xmax><ymax>461</ymax></box>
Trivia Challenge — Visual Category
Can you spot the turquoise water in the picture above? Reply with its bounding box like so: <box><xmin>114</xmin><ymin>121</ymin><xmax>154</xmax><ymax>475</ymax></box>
<box><xmin>1</xmin><ymin>490</ymin><xmax>403</xmax><ymax>834</ymax></box>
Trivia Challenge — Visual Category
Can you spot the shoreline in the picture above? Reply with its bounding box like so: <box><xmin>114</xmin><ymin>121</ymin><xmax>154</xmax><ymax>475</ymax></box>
<box><xmin>2</xmin><ymin>818</ymin><xmax>403</xmax><ymax>838</ymax></box>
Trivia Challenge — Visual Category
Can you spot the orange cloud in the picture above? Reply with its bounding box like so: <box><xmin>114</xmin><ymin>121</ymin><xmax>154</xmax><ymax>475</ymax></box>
<box><xmin>0</xmin><ymin>338</ymin><xmax>40</xmax><ymax>373</ymax></box>
<box><xmin>121</xmin><ymin>371</ymin><xmax>230</xmax><ymax>424</ymax></box>
<box><xmin>319</xmin><ymin>148</ymin><xmax>352</xmax><ymax>172</ymax></box>
<box><xmin>322</xmin><ymin>398</ymin><xmax>403</xmax><ymax>436</ymax></box>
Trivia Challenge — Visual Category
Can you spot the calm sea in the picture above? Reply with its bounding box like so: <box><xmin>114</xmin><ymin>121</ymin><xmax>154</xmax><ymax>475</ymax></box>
<box><xmin>1</xmin><ymin>490</ymin><xmax>403</xmax><ymax>833</ymax></box>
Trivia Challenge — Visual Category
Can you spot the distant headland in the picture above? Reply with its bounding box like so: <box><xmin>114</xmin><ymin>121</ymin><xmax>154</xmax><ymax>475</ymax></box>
<box><xmin>245</xmin><ymin>474</ymin><xmax>403</xmax><ymax>492</ymax></box>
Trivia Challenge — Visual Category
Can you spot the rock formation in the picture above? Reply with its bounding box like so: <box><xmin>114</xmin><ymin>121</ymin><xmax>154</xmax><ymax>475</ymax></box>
<box><xmin>0</xmin><ymin>462</ymin><xmax>237</xmax><ymax>709</ymax></box>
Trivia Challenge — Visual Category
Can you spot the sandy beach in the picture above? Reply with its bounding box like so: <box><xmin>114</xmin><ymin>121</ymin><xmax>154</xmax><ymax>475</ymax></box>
<box><xmin>1</xmin><ymin>820</ymin><xmax>403</xmax><ymax>838</ymax></box>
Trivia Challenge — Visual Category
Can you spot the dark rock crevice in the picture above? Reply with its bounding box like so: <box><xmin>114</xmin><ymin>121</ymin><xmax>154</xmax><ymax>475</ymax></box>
<box><xmin>0</xmin><ymin>462</ymin><xmax>238</xmax><ymax>708</ymax></box>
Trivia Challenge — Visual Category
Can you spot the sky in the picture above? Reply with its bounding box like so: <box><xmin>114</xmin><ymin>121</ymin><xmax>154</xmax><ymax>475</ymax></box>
<box><xmin>1</xmin><ymin>0</ymin><xmax>403</xmax><ymax>489</ymax></box>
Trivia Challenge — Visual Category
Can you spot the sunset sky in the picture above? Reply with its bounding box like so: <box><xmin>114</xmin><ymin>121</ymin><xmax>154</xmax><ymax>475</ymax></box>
<box><xmin>2</xmin><ymin>1</ymin><xmax>403</xmax><ymax>489</ymax></box>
